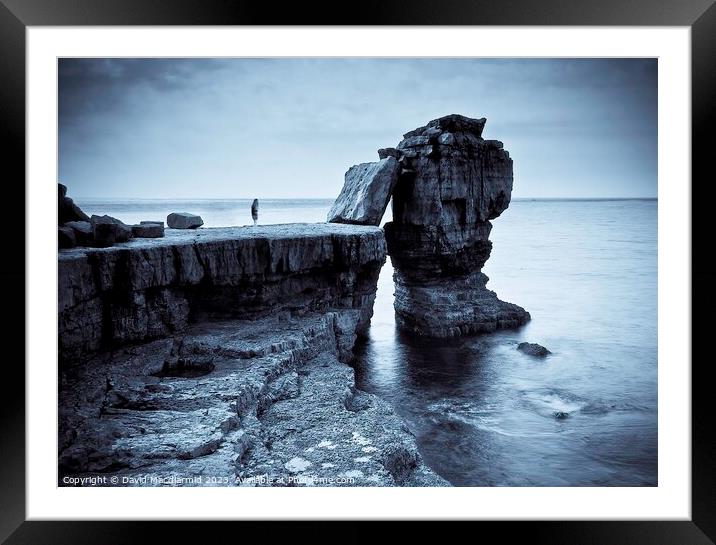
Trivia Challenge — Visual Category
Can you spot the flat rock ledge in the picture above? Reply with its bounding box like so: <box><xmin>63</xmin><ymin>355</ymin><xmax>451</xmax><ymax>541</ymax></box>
<box><xmin>59</xmin><ymin>312</ymin><xmax>448</xmax><ymax>487</ymax></box>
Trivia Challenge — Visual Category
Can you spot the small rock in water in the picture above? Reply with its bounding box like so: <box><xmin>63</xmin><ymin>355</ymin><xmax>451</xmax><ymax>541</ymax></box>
<box><xmin>553</xmin><ymin>411</ymin><xmax>569</xmax><ymax>420</ymax></box>
<box><xmin>132</xmin><ymin>223</ymin><xmax>164</xmax><ymax>238</ymax></box>
<box><xmin>167</xmin><ymin>212</ymin><xmax>203</xmax><ymax>229</ymax></box>
<box><xmin>517</xmin><ymin>342</ymin><xmax>551</xmax><ymax>357</ymax></box>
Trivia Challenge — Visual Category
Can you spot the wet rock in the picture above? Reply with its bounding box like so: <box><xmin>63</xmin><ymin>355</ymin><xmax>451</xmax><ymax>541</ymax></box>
<box><xmin>384</xmin><ymin>114</ymin><xmax>529</xmax><ymax>337</ymax></box>
<box><xmin>58</xmin><ymin>226</ymin><xmax>76</xmax><ymax>249</ymax></box>
<box><xmin>132</xmin><ymin>223</ymin><xmax>164</xmax><ymax>238</ymax></box>
<box><xmin>167</xmin><ymin>212</ymin><xmax>203</xmax><ymax>229</ymax></box>
<box><xmin>553</xmin><ymin>411</ymin><xmax>569</xmax><ymax>420</ymax></box>
<box><xmin>517</xmin><ymin>342</ymin><xmax>551</xmax><ymax>357</ymax></box>
<box><xmin>327</xmin><ymin>157</ymin><xmax>400</xmax><ymax>226</ymax></box>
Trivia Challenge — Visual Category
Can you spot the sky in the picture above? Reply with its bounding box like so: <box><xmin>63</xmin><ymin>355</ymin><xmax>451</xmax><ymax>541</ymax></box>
<box><xmin>59</xmin><ymin>58</ymin><xmax>657</xmax><ymax>199</ymax></box>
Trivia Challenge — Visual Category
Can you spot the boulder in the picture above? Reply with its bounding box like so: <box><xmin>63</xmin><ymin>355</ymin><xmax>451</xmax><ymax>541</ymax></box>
<box><xmin>58</xmin><ymin>226</ymin><xmax>76</xmax><ymax>249</ymax></box>
<box><xmin>132</xmin><ymin>223</ymin><xmax>164</xmax><ymax>238</ymax></box>
<box><xmin>58</xmin><ymin>183</ymin><xmax>90</xmax><ymax>224</ymax></box>
<box><xmin>91</xmin><ymin>215</ymin><xmax>132</xmax><ymax>243</ymax></box>
<box><xmin>91</xmin><ymin>223</ymin><xmax>117</xmax><ymax>248</ymax></box>
<box><xmin>327</xmin><ymin>156</ymin><xmax>400</xmax><ymax>226</ymax></box>
<box><xmin>140</xmin><ymin>221</ymin><xmax>165</xmax><ymax>228</ymax></box>
<box><xmin>167</xmin><ymin>212</ymin><xmax>204</xmax><ymax>229</ymax></box>
<box><xmin>65</xmin><ymin>221</ymin><xmax>93</xmax><ymax>246</ymax></box>
<box><xmin>517</xmin><ymin>342</ymin><xmax>551</xmax><ymax>357</ymax></box>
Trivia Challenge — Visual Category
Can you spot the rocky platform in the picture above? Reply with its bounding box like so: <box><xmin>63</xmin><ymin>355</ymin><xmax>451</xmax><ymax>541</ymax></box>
<box><xmin>59</xmin><ymin>224</ymin><xmax>447</xmax><ymax>486</ymax></box>
<box><xmin>59</xmin><ymin>312</ymin><xmax>447</xmax><ymax>486</ymax></box>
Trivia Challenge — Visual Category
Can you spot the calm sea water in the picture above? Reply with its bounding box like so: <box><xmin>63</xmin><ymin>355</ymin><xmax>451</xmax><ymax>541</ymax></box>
<box><xmin>77</xmin><ymin>198</ymin><xmax>657</xmax><ymax>486</ymax></box>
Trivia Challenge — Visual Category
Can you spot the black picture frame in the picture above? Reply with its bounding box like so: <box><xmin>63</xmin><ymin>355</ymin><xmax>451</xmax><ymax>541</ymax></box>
<box><xmin>2</xmin><ymin>0</ymin><xmax>713</xmax><ymax>542</ymax></box>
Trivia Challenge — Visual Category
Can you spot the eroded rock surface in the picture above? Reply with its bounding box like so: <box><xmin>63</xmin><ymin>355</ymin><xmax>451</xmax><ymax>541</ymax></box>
<box><xmin>59</xmin><ymin>312</ymin><xmax>447</xmax><ymax>487</ymax></box>
<box><xmin>383</xmin><ymin>114</ymin><xmax>530</xmax><ymax>337</ymax></box>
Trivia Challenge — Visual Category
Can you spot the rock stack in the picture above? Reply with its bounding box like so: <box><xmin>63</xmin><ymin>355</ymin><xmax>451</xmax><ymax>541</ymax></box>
<box><xmin>329</xmin><ymin>114</ymin><xmax>530</xmax><ymax>337</ymax></box>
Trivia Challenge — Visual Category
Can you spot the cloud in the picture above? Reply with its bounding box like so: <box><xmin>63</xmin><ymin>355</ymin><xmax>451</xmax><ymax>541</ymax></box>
<box><xmin>58</xmin><ymin>58</ymin><xmax>657</xmax><ymax>199</ymax></box>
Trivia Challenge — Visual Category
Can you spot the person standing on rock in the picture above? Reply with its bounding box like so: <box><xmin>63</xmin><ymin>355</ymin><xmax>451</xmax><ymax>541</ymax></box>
<box><xmin>251</xmin><ymin>199</ymin><xmax>259</xmax><ymax>226</ymax></box>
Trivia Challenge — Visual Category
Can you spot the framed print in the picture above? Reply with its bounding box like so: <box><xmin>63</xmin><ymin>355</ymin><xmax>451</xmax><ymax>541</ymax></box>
<box><xmin>2</xmin><ymin>0</ymin><xmax>715</xmax><ymax>542</ymax></box>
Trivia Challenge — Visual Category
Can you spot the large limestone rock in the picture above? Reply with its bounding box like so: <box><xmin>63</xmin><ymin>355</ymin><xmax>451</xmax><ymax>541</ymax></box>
<box><xmin>383</xmin><ymin>114</ymin><xmax>530</xmax><ymax>337</ymax></box>
<box><xmin>167</xmin><ymin>212</ymin><xmax>203</xmax><ymax>229</ymax></box>
<box><xmin>328</xmin><ymin>157</ymin><xmax>400</xmax><ymax>226</ymax></box>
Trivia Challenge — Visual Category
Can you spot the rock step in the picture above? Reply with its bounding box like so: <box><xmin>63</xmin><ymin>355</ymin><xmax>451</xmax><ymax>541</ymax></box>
<box><xmin>59</xmin><ymin>312</ymin><xmax>447</xmax><ymax>487</ymax></box>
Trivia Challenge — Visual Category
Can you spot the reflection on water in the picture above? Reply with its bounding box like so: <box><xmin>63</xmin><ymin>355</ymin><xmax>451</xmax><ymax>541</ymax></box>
<box><xmin>352</xmin><ymin>200</ymin><xmax>657</xmax><ymax>486</ymax></box>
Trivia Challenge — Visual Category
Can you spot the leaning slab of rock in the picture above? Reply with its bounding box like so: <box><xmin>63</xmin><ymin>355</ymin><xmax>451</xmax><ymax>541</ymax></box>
<box><xmin>58</xmin><ymin>226</ymin><xmax>76</xmax><ymax>249</ymax></box>
<box><xmin>328</xmin><ymin>157</ymin><xmax>400</xmax><ymax>226</ymax></box>
<box><xmin>91</xmin><ymin>215</ymin><xmax>133</xmax><ymax>243</ymax></box>
<box><xmin>132</xmin><ymin>223</ymin><xmax>164</xmax><ymax>238</ymax></box>
<box><xmin>167</xmin><ymin>212</ymin><xmax>203</xmax><ymax>229</ymax></box>
<box><xmin>141</xmin><ymin>220</ymin><xmax>165</xmax><ymax>228</ymax></box>
<box><xmin>517</xmin><ymin>342</ymin><xmax>551</xmax><ymax>357</ymax></box>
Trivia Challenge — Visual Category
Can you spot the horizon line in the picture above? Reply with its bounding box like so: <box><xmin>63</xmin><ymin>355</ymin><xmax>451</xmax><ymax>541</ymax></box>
<box><xmin>73</xmin><ymin>196</ymin><xmax>659</xmax><ymax>202</ymax></box>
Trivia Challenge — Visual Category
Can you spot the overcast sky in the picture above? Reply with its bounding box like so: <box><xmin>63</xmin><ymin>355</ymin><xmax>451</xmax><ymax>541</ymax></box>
<box><xmin>59</xmin><ymin>58</ymin><xmax>657</xmax><ymax>199</ymax></box>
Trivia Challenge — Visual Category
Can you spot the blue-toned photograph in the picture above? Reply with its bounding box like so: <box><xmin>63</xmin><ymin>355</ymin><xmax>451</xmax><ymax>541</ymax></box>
<box><xmin>57</xmin><ymin>58</ymin><xmax>657</xmax><ymax>487</ymax></box>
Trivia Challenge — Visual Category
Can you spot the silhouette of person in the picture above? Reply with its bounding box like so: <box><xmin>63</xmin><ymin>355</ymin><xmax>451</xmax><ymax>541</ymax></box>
<box><xmin>251</xmin><ymin>199</ymin><xmax>259</xmax><ymax>226</ymax></box>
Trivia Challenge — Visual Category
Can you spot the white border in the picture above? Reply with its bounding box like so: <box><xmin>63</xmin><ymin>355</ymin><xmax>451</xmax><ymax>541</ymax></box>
<box><xmin>27</xmin><ymin>27</ymin><xmax>691</xmax><ymax>520</ymax></box>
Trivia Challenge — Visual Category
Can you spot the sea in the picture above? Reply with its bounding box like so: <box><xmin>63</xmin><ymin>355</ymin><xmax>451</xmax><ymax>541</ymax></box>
<box><xmin>76</xmin><ymin>197</ymin><xmax>658</xmax><ymax>487</ymax></box>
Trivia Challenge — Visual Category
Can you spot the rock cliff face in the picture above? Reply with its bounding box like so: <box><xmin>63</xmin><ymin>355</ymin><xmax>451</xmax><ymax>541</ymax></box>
<box><xmin>59</xmin><ymin>224</ymin><xmax>385</xmax><ymax>365</ymax></box>
<box><xmin>383</xmin><ymin>114</ymin><xmax>530</xmax><ymax>337</ymax></box>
